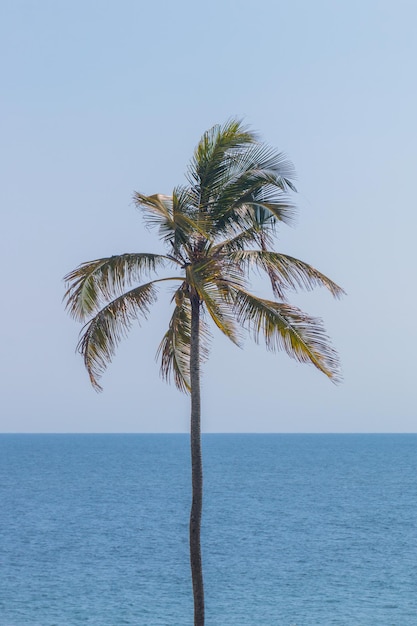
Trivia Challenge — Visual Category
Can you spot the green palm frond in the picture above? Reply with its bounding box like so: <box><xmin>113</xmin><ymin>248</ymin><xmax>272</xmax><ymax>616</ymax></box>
<box><xmin>242</xmin><ymin>195</ymin><xmax>296</xmax><ymax>227</ymax></box>
<box><xmin>231</xmin><ymin>250</ymin><xmax>346</xmax><ymax>300</ymax></box>
<box><xmin>205</xmin><ymin>167</ymin><xmax>297</xmax><ymax>239</ymax></box>
<box><xmin>64</xmin><ymin>253</ymin><xmax>172</xmax><ymax>322</ymax></box>
<box><xmin>187</xmin><ymin>119</ymin><xmax>257</xmax><ymax>209</ymax></box>
<box><xmin>211</xmin><ymin>226</ymin><xmax>265</xmax><ymax>255</ymax></box>
<box><xmin>157</xmin><ymin>298</ymin><xmax>192</xmax><ymax>392</ymax></box>
<box><xmin>210</xmin><ymin>203</ymin><xmax>285</xmax><ymax>255</ymax></box>
<box><xmin>186</xmin><ymin>261</ymin><xmax>242</xmax><ymax>346</ymax></box>
<box><xmin>232</xmin><ymin>288</ymin><xmax>341</xmax><ymax>381</ymax></box>
<box><xmin>207</xmin><ymin>196</ymin><xmax>295</xmax><ymax>242</ymax></box>
<box><xmin>157</xmin><ymin>289</ymin><xmax>212</xmax><ymax>392</ymax></box>
<box><xmin>248</xmin><ymin>204</ymin><xmax>285</xmax><ymax>233</ymax></box>
<box><xmin>133</xmin><ymin>192</ymin><xmax>172</xmax><ymax>229</ymax></box>
<box><xmin>78</xmin><ymin>282</ymin><xmax>159</xmax><ymax>391</ymax></box>
<box><xmin>134</xmin><ymin>189</ymin><xmax>209</xmax><ymax>258</ymax></box>
<box><xmin>171</xmin><ymin>186</ymin><xmax>210</xmax><ymax>251</ymax></box>
<box><xmin>219</xmin><ymin>141</ymin><xmax>297</xmax><ymax>199</ymax></box>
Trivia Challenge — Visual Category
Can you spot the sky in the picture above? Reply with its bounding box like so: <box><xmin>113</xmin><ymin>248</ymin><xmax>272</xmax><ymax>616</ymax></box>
<box><xmin>1</xmin><ymin>0</ymin><xmax>416</xmax><ymax>433</ymax></box>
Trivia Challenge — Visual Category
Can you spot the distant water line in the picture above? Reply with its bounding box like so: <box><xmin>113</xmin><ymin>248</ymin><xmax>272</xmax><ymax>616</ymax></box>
<box><xmin>0</xmin><ymin>433</ymin><xmax>416</xmax><ymax>625</ymax></box>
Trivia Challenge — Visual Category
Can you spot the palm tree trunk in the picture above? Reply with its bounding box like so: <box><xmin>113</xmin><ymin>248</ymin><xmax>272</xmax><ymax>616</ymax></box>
<box><xmin>189</xmin><ymin>293</ymin><xmax>204</xmax><ymax>626</ymax></box>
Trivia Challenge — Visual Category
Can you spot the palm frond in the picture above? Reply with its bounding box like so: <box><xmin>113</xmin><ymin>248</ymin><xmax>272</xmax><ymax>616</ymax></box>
<box><xmin>208</xmin><ymin>197</ymin><xmax>296</xmax><ymax>242</ymax></box>
<box><xmin>231</xmin><ymin>251</ymin><xmax>346</xmax><ymax>299</ymax></box>
<box><xmin>133</xmin><ymin>192</ymin><xmax>172</xmax><ymax>229</ymax></box>
<box><xmin>171</xmin><ymin>186</ymin><xmax>210</xmax><ymax>251</ymax></box>
<box><xmin>211</xmin><ymin>227</ymin><xmax>265</xmax><ymax>255</ymax></box>
<box><xmin>221</xmin><ymin>142</ymin><xmax>297</xmax><ymax>196</ymax></box>
<box><xmin>186</xmin><ymin>261</ymin><xmax>242</xmax><ymax>346</ymax></box>
<box><xmin>77</xmin><ymin>282</ymin><xmax>158</xmax><ymax>391</ymax></box>
<box><xmin>244</xmin><ymin>204</ymin><xmax>288</xmax><ymax>236</ymax></box>
<box><xmin>206</xmin><ymin>144</ymin><xmax>297</xmax><ymax>237</ymax></box>
<box><xmin>186</xmin><ymin>119</ymin><xmax>257</xmax><ymax>210</ymax></box>
<box><xmin>157</xmin><ymin>297</ymin><xmax>192</xmax><ymax>392</ymax></box>
<box><xmin>64</xmin><ymin>253</ymin><xmax>172</xmax><ymax>322</ymax></box>
<box><xmin>156</xmin><ymin>288</ymin><xmax>212</xmax><ymax>392</ymax></box>
<box><xmin>232</xmin><ymin>288</ymin><xmax>341</xmax><ymax>381</ymax></box>
<box><xmin>134</xmin><ymin>189</ymin><xmax>209</xmax><ymax>258</ymax></box>
<box><xmin>210</xmin><ymin>204</ymin><xmax>283</xmax><ymax>255</ymax></box>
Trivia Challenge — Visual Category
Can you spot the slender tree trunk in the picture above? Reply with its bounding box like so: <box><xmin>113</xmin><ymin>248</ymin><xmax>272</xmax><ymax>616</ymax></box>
<box><xmin>189</xmin><ymin>294</ymin><xmax>204</xmax><ymax>626</ymax></box>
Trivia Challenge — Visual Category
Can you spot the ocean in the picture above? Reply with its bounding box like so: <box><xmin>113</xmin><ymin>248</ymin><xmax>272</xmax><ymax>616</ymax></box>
<box><xmin>0</xmin><ymin>434</ymin><xmax>415</xmax><ymax>625</ymax></box>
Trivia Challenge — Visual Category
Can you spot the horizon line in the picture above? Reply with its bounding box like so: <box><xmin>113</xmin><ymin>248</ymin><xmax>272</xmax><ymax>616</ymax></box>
<box><xmin>0</xmin><ymin>432</ymin><xmax>416</xmax><ymax>436</ymax></box>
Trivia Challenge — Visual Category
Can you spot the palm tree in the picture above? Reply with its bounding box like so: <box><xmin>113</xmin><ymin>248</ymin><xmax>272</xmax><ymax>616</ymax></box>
<box><xmin>63</xmin><ymin>119</ymin><xmax>344</xmax><ymax>626</ymax></box>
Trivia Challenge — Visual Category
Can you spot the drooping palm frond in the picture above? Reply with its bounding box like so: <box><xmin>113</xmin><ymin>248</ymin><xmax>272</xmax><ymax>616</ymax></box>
<box><xmin>231</xmin><ymin>250</ymin><xmax>346</xmax><ymax>300</ymax></box>
<box><xmin>77</xmin><ymin>282</ymin><xmax>159</xmax><ymax>390</ymax></box>
<box><xmin>63</xmin><ymin>253</ymin><xmax>172</xmax><ymax>322</ymax></box>
<box><xmin>157</xmin><ymin>285</ymin><xmax>213</xmax><ymax>392</ymax></box>
<box><xmin>185</xmin><ymin>261</ymin><xmax>242</xmax><ymax>346</ymax></box>
<box><xmin>157</xmin><ymin>298</ymin><xmax>192</xmax><ymax>392</ymax></box>
<box><xmin>231</xmin><ymin>287</ymin><xmax>341</xmax><ymax>381</ymax></box>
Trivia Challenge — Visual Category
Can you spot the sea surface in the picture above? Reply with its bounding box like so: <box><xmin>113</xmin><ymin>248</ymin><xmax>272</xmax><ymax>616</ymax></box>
<box><xmin>0</xmin><ymin>434</ymin><xmax>416</xmax><ymax>625</ymax></box>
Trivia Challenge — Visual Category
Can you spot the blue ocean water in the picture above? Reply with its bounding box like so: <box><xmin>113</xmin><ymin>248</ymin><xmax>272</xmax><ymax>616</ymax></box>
<box><xmin>0</xmin><ymin>434</ymin><xmax>416</xmax><ymax>625</ymax></box>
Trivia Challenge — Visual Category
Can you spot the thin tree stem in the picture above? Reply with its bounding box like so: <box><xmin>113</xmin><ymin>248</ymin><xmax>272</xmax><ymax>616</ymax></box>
<box><xmin>190</xmin><ymin>294</ymin><xmax>204</xmax><ymax>626</ymax></box>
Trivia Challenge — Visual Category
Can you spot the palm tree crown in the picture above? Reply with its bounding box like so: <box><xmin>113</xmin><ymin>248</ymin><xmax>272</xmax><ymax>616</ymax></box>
<box><xmin>64</xmin><ymin>119</ymin><xmax>344</xmax><ymax>391</ymax></box>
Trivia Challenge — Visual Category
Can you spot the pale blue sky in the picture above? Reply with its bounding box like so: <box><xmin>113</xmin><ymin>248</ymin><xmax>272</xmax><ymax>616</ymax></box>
<box><xmin>1</xmin><ymin>0</ymin><xmax>416</xmax><ymax>432</ymax></box>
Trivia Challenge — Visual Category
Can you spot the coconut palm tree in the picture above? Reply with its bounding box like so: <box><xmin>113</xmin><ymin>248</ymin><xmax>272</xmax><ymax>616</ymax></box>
<box><xmin>63</xmin><ymin>119</ymin><xmax>344</xmax><ymax>626</ymax></box>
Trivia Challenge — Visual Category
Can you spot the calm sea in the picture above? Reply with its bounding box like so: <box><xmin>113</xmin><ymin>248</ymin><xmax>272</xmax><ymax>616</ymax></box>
<box><xmin>0</xmin><ymin>434</ymin><xmax>416</xmax><ymax>625</ymax></box>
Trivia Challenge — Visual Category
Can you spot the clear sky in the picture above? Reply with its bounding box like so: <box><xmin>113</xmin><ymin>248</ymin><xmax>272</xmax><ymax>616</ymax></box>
<box><xmin>1</xmin><ymin>0</ymin><xmax>416</xmax><ymax>433</ymax></box>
